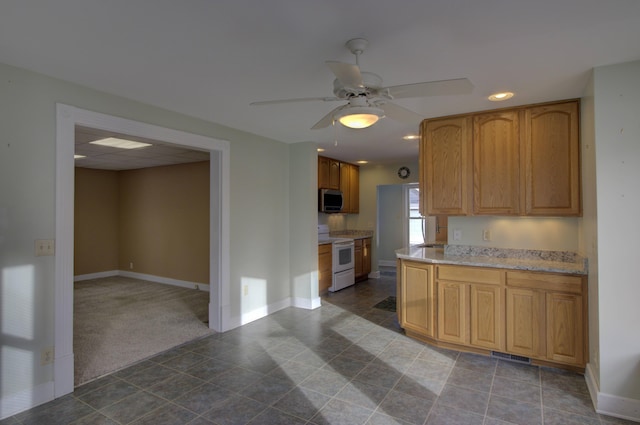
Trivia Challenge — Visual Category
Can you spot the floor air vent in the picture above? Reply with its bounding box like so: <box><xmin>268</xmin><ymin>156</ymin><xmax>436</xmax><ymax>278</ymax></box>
<box><xmin>491</xmin><ymin>351</ymin><xmax>531</xmax><ymax>364</ymax></box>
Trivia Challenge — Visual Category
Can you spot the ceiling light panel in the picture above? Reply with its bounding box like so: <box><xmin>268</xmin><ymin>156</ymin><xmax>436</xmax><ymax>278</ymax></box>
<box><xmin>89</xmin><ymin>137</ymin><xmax>152</xmax><ymax>149</ymax></box>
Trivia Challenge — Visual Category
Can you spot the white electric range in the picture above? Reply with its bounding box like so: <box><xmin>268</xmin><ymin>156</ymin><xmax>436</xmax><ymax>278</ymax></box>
<box><xmin>318</xmin><ymin>224</ymin><xmax>355</xmax><ymax>292</ymax></box>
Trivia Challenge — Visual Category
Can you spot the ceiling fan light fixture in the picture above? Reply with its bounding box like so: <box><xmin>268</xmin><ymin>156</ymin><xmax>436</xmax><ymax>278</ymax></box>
<box><xmin>335</xmin><ymin>106</ymin><xmax>385</xmax><ymax>129</ymax></box>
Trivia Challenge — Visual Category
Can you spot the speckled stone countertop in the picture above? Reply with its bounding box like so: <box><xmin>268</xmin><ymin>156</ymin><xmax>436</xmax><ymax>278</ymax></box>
<box><xmin>395</xmin><ymin>244</ymin><xmax>588</xmax><ymax>275</ymax></box>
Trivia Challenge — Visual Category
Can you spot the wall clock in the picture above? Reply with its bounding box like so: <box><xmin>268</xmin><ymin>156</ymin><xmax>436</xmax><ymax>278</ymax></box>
<box><xmin>398</xmin><ymin>166</ymin><xmax>410</xmax><ymax>179</ymax></box>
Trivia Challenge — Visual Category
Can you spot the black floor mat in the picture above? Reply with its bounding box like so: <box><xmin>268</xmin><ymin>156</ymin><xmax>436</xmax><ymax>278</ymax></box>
<box><xmin>373</xmin><ymin>296</ymin><xmax>397</xmax><ymax>312</ymax></box>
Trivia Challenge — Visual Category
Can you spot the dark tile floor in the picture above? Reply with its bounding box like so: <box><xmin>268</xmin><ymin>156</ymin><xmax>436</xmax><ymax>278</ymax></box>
<box><xmin>2</xmin><ymin>274</ymin><xmax>635</xmax><ymax>425</ymax></box>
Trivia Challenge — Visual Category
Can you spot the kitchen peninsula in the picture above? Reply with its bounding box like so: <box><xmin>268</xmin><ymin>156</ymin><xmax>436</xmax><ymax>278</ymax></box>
<box><xmin>396</xmin><ymin>245</ymin><xmax>588</xmax><ymax>371</ymax></box>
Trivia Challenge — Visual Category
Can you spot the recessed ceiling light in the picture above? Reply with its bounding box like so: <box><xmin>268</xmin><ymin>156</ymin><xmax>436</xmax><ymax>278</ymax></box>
<box><xmin>403</xmin><ymin>134</ymin><xmax>419</xmax><ymax>140</ymax></box>
<box><xmin>317</xmin><ymin>148</ymin><xmax>325</xmax><ymax>152</ymax></box>
<box><xmin>74</xmin><ymin>155</ymin><xmax>86</xmax><ymax>159</ymax></box>
<box><xmin>357</xmin><ymin>160</ymin><xmax>368</xmax><ymax>164</ymax></box>
<box><xmin>488</xmin><ymin>92</ymin><xmax>514</xmax><ymax>101</ymax></box>
<box><xmin>90</xmin><ymin>137</ymin><xmax>152</xmax><ymax>149</ymax></box>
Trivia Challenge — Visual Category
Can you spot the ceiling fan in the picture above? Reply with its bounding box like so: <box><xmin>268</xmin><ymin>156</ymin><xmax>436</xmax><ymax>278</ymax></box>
<box><xmin>250</xmin><ymin>38</ymin><xmax>474</xmax><ymax>129</ymax></box>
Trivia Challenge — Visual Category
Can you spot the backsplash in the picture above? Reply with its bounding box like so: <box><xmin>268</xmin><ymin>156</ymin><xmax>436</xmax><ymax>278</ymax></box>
<box><xmin>444</xmin><ymin>244</ymin><xmax>585</xmax><ymax>264</ymax></box>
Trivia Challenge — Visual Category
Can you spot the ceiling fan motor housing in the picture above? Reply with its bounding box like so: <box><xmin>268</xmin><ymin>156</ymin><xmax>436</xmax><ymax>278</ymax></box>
<box><xmin>332</xmin><ymin>71</ymin><xmax>384</xmax><ymax>99</ymax></box>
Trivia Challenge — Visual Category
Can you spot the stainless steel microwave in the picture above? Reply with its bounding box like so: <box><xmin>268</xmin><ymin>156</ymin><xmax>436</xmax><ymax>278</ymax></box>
<box><xmin>319</xmin><ymin>189</ymin><xmax>343</xmax><ymax>213</ymax></box>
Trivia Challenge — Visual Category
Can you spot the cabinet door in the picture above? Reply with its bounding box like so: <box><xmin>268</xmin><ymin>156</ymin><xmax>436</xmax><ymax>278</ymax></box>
<box><xmin>506</xmin><ymin>287</ymin><xmax>544</xmax><ymax>358</ymax></box>
<box><xmin>363</xmin><ymin>238</ymin><xmax>371</xmax><ymax>275</ymax></box>
<box><xmin>470</xmin><ymin>284</ymin><xmax>504</xmax><ymax>350</ymax></box>
<box><xmin>473</xmin><ymin>111</ymin><xmax>521</xmax><ymax>215</ymax></box>
<box><xmin>340</xmin><ymin>163</ymin><xmax>351</xmax><ymax>212</ymax></box>
<box><xmin>524</xmin><ymin>101</ymin><xmax>580</xmax><ymax>215</ymax></box>
<box><xmin>437</xmin><ymin>281</ymin><xmax>467</xmax><ymax>344</ymax></box>
<box><xmin>329</xmin><ymin>159</ymin><xmax>340</xmax><ymax>190</ymax></box>
<box><xmin>318</xmin><ymin>156</ymin><xmax>330</xmax><ymax>189</ymax></box>
<box><xmin>354</xmin><ymin>240</ymin><xmax>364</xmax><ymax>280</ymax></box>
<box><xmin>318</xmin><ymin>244</ymin><xmax>333</xmax><ymax>292</ymax></box>
<box><xmin>400</xmin><ymin>262</ymin><xmax>436</xmax><ymax>338</ymax></box>
<box><xmin>421</xmin><ymin>116</ymin><xmax>472</xmax><ymax>215</ymax></box>
<box><xmin>546</xmin><ymin>292</ymin><xmax>584</xmax><ymax>366</ymax></box>
<box><xmin>349</xmin><ymin>164</ymin><xmax>359</xmax><ymax>213</ymax></box>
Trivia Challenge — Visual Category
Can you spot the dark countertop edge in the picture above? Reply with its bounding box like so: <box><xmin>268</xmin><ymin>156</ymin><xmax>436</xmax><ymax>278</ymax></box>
<box><xmin>396</xmin><ymin>247</ymin><xmax>588</xmax><ymax>276</ymax></box>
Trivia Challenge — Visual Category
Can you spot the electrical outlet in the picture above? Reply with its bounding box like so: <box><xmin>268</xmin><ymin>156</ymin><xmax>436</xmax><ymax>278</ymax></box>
<box><xmin>453</xmin><ymin>229</ymin><xmax>462</xmax><ymax>241</ymax></box>
<box><xmin>129</xmin><ymin>262</ymin><xmax>134</xmax><ymax>270</ymax></box>
<box><xmin>35</xmin><ymin>239</ymin><xmax>55</xmax><ymax>256</ymax></box>
<box><xmin>243</xmin><ymin>285</ymin><xmax>248</xmax><ymax>296</ymax></box>
<box><xmin>483</xmin><ymin>229</ymin><xmax>491</xmax><ymax>241</ymax></box>
<box><xmin>41</xmin><ymin>347</ymin><xmax>54</xmax><ymax>365</ymax></box>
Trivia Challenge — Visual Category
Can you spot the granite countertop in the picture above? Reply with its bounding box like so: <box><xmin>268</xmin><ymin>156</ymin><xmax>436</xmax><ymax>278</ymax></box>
<box><xmin>395</xmin><ymin>244</ymin><xmax>588</xmax><ymax>275</ymax></box>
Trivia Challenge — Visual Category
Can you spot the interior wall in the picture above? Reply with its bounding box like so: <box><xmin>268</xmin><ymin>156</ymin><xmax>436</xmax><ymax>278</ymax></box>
<box><xmin>593</xmin><ymin>59</ymin><xmax>640</xmax><ymax>402</ymax></box>
<box><xmin>447</xmin><ymin>216</ymin><xmax>580</xmax><ymax>251</ymax></box>
<box><xmin>345</xmin><ymin>160</ymin><xmax>420</xmax><ymax>272</ymax></box>
<box><xmin>0</xmin><ymin>60</ymin><xmax>299</xmax><ymax>417</ymax></box>
<box><xmin>74</xmin><ymin>168</ymin><xmax>119</xmax><ymax>275</ymax></box>
<box><xmin>118</xmin><ymin>161</ymin><xmax>210</xmax><ymax>283</ymax></box>
<box><xmin>376</xmin><ymin>184</ymin><xmax>405</xmax><ymax>265</ymax></box>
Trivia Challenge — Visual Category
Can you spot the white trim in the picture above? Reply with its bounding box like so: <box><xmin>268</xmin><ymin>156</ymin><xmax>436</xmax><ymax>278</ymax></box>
<box><xmin>378</xmin><ymin>260</ymin><xmax>397</xmax><ymax>267</ymax></box>
<box><xmin>585</xmin><ymin>363</ymin><xmax>640</xmax><ymax>422</ymax></box>
<box><xmin>74</xmin><ymin>270</ymin><xmax>119</xmax><ymax>281</ymax></box>
<box><xmin>74</xmin><ymin>270</ymin><xmax>209</xmax><ymax>291</ymax></box>
<box><xmin>55</xmin><ymin>104</ymin><xmax>230</xmax><ymax>402</ymax></box>
<box><xmin>225</xmin><ymin>297</ymin><xmax>293</xmax><ymax>331</ymax></box>
<box><xmin>0</xmin><ymin>382</ymin><xmax>54</xmax><ymax>420</ymax></box>
<box><xmin>368</xmin><ymin>271</ymin><xmax>381</xmax><ymax>279</ymax></box>
<box><xmin>119</xmin><ymin>270</ymin><xmax>210</xmax><ymax>292</ymax></box>
<box><xmin>292</xmin><ymin>296</ymin><xmax>322</xmax><ymax>310</ymax></box>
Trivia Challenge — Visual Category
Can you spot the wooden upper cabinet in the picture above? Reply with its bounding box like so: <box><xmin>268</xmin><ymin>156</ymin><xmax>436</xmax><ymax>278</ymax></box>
<box><xmin>340</xmin><ymin>162</ymin><xmax>359</xmax><ymax>214</ymax></box>
<box><xmin>318</xmin><ymin>156</ymin><xmax>340</xmax><ymax>190</ymax></box>
<box><xmin>421</xmin><ymin>116</ymin><xmax>473</xmax><ymax>215</ymax></box>
<box><xmin>420</xmin><ymin>99</ymin><xmax>581</xmax><ymax>217</ymax></box>
<box><xmin>524</xmin><ymin>101</ymin><xmax>581</xmax><ymax>216</ymax></box>
<box><xmin>473</xmin><ymin>111</ymin><xmax>521</xmax><ymax>215</ymax></box>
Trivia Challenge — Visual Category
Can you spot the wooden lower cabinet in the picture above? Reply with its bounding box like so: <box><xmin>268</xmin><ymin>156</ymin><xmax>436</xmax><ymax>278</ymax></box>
<box><xmin>318</xmin><ymin>243</ymin><xmax>332</xmax><ymax>292</ymax></box>
<box><xmin>399</xmin><ymin>261</ymin><xmax>436</xmax><ymax>338</ymax></box>
<box><xmin>470</xmin><ymin>284</ymin><xmax>504</xmax><ymax>350</ymax></box>
<box><xmin>437</xmin><ymin>265</ymin><xmax>504</xmax><ymax>351</ymax></box>
<box><xmin>437</xmin><ymin>281</ymin><xmax>467</xmax><ymax>345</ymax></box>
<box><xmin>398</xmin><ymin>260</ymin><xmax>587</xmax><ymax>369</ymax></box>
<box><xmin>506</xmin><ymin>287</ymin><xmax>544</xmax><ymax>358</ymax></box>
<box><xmin>355</xmin><ymin>237</ymin><xmax>372</xmax><ymax>282</ymax></box>
<box><xmin>506</xmin><ymin>270</ymin><xmax>586</xmax><ymax>367</ymax></box>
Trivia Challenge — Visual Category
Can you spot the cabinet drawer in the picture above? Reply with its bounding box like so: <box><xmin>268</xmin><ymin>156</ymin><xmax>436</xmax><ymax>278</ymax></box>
<box><xmin>319</xmin><ymin>243</ymin><xmax>332</xmax><ymax>255</ymax></box>
<box><xmin>506</xmin><ymin>271</ymin><xmax>583</xmax><ymax>294</ymax></box>
<box><xmin>438</xmin><ymin>265</ymin><xmax>502</xmax><ymax>285</ymax></box>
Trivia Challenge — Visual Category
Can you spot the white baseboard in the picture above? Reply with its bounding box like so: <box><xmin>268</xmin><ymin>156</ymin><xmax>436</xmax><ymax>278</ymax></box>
<box><xmin>585</xmin><ymin>362</ymin><xmax>640</xmax><ymax>422</ymax></box>
<box><xmin>378</xmin><ymin>260</ymin><xmax>397</xmax><ymax>267</ymax></box>
<box><xmin>74</xmin><ymin>270</ymin><xmax>119</xmax><ymax>281</ymax></box>
<box><xmin>0</xmin><ymin>381</ymin><xmax>54</xmax><ymax>420</ymax></box>
<box><xmin>292</xmin><ymin>296</ymin><xmax>322</xmax><ymax>310</ymax></box>
<box><xmin>368</xmin><ymin>271</ymin><xmax>381</xmax><ymax>279</ymax></box>
<box><xmin>74</xmin><ymin>270</ymin><xmax>209</xmax><ymax>291</ymax></box>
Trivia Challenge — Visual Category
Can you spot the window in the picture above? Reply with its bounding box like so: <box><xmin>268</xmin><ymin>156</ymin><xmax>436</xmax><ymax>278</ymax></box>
<box><xmin>405</xmin><ymin>183</ymin><xmax>425</xmax><ymax>246</ymax></box>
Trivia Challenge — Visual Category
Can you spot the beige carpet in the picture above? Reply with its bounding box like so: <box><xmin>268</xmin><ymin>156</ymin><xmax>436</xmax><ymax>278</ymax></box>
<box><xmin>73</xmin><ymin>276</ymin><xmax>214</xmax><ymax>386</ymax></box>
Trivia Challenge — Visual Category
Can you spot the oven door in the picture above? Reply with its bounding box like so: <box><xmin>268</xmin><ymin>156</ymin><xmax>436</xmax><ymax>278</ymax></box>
<box><xmin>332</xmin><ymin>240</ymin><xmax>354</xmax><ymax>273</ymax></box>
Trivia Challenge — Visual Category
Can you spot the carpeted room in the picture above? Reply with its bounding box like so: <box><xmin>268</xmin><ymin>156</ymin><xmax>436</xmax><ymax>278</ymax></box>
<box><xmin>74</xmin><ymin>158</ymin><xmax>213</xmax><ymax>386</ymax></box>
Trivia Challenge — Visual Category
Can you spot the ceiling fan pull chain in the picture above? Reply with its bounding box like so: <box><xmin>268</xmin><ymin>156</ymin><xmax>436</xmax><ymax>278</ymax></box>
<box><xmin>333</xmin><ymin>119</ymin><xmax>339</xmax><ymax>147</ymax></box>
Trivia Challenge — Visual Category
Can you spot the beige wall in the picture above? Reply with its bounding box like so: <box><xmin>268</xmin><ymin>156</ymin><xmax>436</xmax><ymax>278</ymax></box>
<box><xmin>74</xmin><ymin>161</ymin><xmax>210</xmax><ymax>283</ymax></box>
<box><xmin>74</xmin><ymin>168</ymin><xmax>119</xmax><ymax>275</ymax></box>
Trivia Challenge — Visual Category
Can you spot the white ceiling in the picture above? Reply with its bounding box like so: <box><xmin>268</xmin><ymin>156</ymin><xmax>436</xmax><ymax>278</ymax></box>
<box><xmin>2</xmin><ymin>0</ymin><xmax>640</xmax><ymax>166</ymax></box>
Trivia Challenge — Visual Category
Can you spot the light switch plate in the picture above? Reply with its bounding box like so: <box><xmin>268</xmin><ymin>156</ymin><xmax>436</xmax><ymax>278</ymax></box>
<box><xmin>35</xmin><ymin>239</ymin><xmax>55</xmax><ymax>256</ymax></box>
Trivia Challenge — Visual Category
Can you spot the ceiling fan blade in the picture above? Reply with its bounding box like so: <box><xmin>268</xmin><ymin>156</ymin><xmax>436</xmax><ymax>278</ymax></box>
<box><xmin>378</xmin><ymin>102</ymin><xmax>424</xmax><ymax>125</ymax></box>
<box><xmin>311</xmin><ymin>105</ymin><xmax>346</xmax><ymax>130</ymax></box>
<box><xmin>326</xmin><ymin>61</ymin><xmax>363</xmax><ymax>89</ymax></box>
<box><xmin>385</xmin><ymin>78</ymin><xmax>474</xmax><ymax>99</ymax></box>
<box><xmin>250</xmin><ymin>96</ymin><xmax>340</xmax><ymax>106</ymax></box>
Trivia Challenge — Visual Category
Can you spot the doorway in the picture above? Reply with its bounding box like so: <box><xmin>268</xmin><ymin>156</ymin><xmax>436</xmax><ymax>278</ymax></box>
<box><xmin>54</xmin><ymin>104</ymin><xmax>230</xmax><ymax>397</ymax></box>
